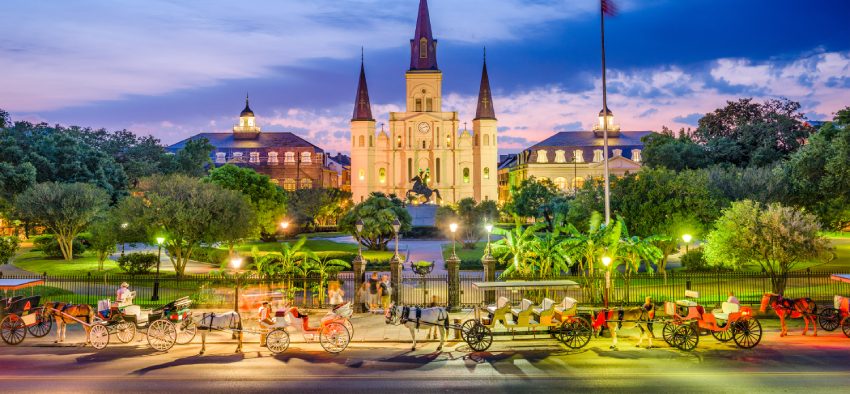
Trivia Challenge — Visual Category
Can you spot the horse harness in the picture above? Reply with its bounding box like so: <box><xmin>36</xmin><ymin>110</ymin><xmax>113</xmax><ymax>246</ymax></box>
<box><xmin>399</xmin><ymin>306</ymin><xmax>448</xmax><ymax>330</ymax></box>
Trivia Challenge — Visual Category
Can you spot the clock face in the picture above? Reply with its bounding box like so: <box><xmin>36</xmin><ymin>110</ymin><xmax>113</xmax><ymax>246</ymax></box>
<box><xmin>418</xmin><ymin>122</ymin><xmax>430</xmax><ymax>134</ymax></box>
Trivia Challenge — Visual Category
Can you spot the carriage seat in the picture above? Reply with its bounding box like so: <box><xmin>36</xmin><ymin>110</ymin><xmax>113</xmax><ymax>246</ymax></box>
<box><xmin>533</xmin><ymin>298</ymin><xmax>555</xmax><ymax>315</ymax></box>
<box><xmin>511</xmin><ymin>299</ymin><xmax>534</xmax><ymax>317</ymax></box>
<box><xmin>117</xmin><ymin>291</ymin><xmax>136</xmax><ymax>308</ymax></box>
<box><xmin>676</xmin><ymin>300</ymin><xmax>698</xmax><ymax>307</ymax></box>
<box><xmin>510</xmin><ymin>299</ymin><xmax>536</xmax><ymax>326</ymax></box>
<box><xmin>6</xmin><ymin>296</ymin><xmax>40</xmax><ymax>315</ymax></box>
<box><xmin>486</xmin><ymin>297</ymin><xmax>510</xmax><ymax>314</ymax></box>
<box><xmin>122</xmin><ymin>305</ymin><xmax>151</xmax><ymax>324</ymax></box>
<box><xmin>835</xmin><ymin>295</ymin><xmax>850</xmax><ymax>313</ymax></box>
<box><xmin>711</xmin><ymin>302</ymin><xmax>740</xmax><ymax>321</ymax></box>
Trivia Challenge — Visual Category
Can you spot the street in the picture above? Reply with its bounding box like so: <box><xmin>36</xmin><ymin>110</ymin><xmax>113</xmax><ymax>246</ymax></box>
<box><xmin>2</xmin><ymin>316</ymin><xmax>850</xmax><ymax>393</ymax></box>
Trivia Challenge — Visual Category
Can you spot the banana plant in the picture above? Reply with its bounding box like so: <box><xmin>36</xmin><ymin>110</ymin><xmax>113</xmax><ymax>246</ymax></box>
<box><xmin>305</xmin><ymin>253</ymin><xmax>351</xmax><ymax>305</ymax></box>
<box><xmin>492</xmin><ymin>219</ymin><xmax>546</xmax><ymax>279</ymax></box>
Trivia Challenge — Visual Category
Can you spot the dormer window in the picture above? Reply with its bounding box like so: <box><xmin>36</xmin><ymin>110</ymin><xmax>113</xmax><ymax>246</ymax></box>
<box><xmin>554</xmin><ymin>150</ymin><xmax>566</xmax><ymax>163</ymax></box>
<box><xmin>593</xmin><ymin>150</ymin><xmax>603</xmax><ymax>162</ymax></box>
<box><xmin>249</xmin><ymin>152</ymin><xmax>260</xmax><ymax>164</ymax></box>
<box><xmin>536</xmin><ymin>149</ymin><xmax>549</xmax><ymax>163</ymax></box>
<box><xmin>215</xmin><ymin>152</ymin><xmax>226</xmax><ymax>164</ymax></box>
<box><xmin>420</xmin><ymin>37</ymin><xmax>428</xmax><ymax>58</ymax></box>
<box><xmin>613</xmin><ymin>149</ymin><xmax>622</xmax><ymax>157</ymax></box>
<box><xmin>268</xmin><ymin>152</ymin><xmax>279</xmax><ymax>164</ymax></box>
<box><xmin>574</xmin><ymin>149</ymin><xmax>584</xmax><ymax>163</ymax></box>
<box><xmin>301</xmin><ymin>152</ymin><xmax>312</xmax><ymax>164</ymax></box>
<box><xmin>632</xmin><ymin>149</ymin><xmax>642</xmax><ymax>162</ymax></box>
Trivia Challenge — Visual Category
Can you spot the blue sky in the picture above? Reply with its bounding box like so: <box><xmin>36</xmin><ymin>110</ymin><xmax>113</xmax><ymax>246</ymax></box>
<box><xmin>2</xmin><ymin>0</ymin><xmax>849</xmax><ymax>154</ymax></box>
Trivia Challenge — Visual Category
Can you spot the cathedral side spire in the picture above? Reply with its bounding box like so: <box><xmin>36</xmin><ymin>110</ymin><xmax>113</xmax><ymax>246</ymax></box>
<box><xmin>409</xmin><ymin>0</ymin><xmax>438</xmax><ymax>71</ymax></box>
<box><xmin>352</xmin><ymin>52</ymin><xmax>374</xmax><ymax>121</ymax></box>
<box><xmin>474</xmin><ymin>51</ymin><xmax>496</xmax><ymax>120</ymax></box>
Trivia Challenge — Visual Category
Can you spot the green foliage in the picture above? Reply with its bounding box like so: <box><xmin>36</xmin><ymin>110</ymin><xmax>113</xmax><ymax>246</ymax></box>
<box><xmin>174</xmin><ymin>138</ymin><xmax>214</xmax><ymax>177</ymax></box>
<box><xmin>0</xmin><ymin>236</ymin><xmax>19</xmax><ymax>264</ymax></box>
<box><xmin>15</xmin><ymin>182</ymin><xmax>108</xmax><ymax>260</ymax></box>
<box><xmin>435</xmin><ymin>198</ymin><xmax>499</xmax><ymax>248</ymax></box>
<box><xmin>118</xmin><ymin>174</ymin><xmax>254</xmax><ymax>276</ymax></box>
<box><xmin>704</xmin><ymin>200</ymin><xmax>831</xmax><ymax>293</ymax></box>
<box><xmin>206</xmin><ymin>164</ymin><xmax>284</xmax><ymax>242</ymax></box>
<box><xmin>190</xmin><ymin>246</ymin><xmax>230</xmax><ymax>266</ymax></box>
<box><xmin>87</xmin><ymin>213</ymin><xmax>119</xmax><ymax>270</ymax></box>
<box><xmin>288</xmin><ymin>187</ymin><xmax>352</xmax><ymax>230</ymax></box>
<box><xmin>339</xmin><ymin>192</ymin><xmax>412</xmax><ymax>250</ymax></box>
<box><xmin>117</xmin><ymin>253</ymin><xmax>158</xmax><ymax>275</ymax></box>
<box><xmin>705</xmin><ymin>164</ymin><xmax>791</xmax><ymax>205</ymax></box>
<box><xmin>641</xmin><ymin>127</ymin><xmax>713</xmax><ymax>171</ymax></box>
<box><xmin>505</xmin><ymin>177</ymin><xmax>566</xmax><ymax>229</ymax></box>
<box><xmin>786</xmin><ymin>107</ymin><xmax>850</xmax><ymax>230</ymax></box>
<box><xmin>33</xmin><ymin>234</ymin><xmax>87</xmax><ymax>258</ymax></box>
<box><xmin>681</xmin><ymin>249</ymin><xmax>710</xmax><ymax>271</ymax></box>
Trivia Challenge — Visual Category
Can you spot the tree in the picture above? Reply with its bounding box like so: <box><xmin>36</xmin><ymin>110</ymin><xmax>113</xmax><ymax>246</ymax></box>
<box><xmin>0</xmin><ymin>162</ymin><xmax>36</xmax><ymax>217</ymax></box>
<box><xmin>206</xmin><ymin>164</ymin><xmax>287</xmax><ymax>241</ymax></box>
<box><xmin>87</xmin><ymin>213</ymin><xmax>119</xmax><ymax>270</ymax></box>
<box><xmin>705</xmin><ymin>164</ymin><xmax>791</xmax><ymax>206</ymax></box>
<box><xmin>435</xmin><ymin>198</ymin><xmax>499</xmax><ymax>248</ymax></box>
<box><xmin>174</xmin><ymin>138</ymin><xmax>213</xmax><ymax>177</ymax></box>
<box><xmin>15</xmin><ymin>182</ymin><xmax>109</xmax><ymax>260</ymax></box>
<box><xmin>694</xmin><ymin>98</ymin><xmax>812</xmax><ymax>167</ymax></box>
<box><xmin>288</xmin><ymin>188</ymin><xmax>352</xmax><ymax>230</ymax></box>
<box><xmin>118</xmin><ymin>175</ymin><xmax>253</xmax><ymax>276</ymax></box>
<box><xmin>492</xmin><ymin>220</ymin><xmax>546</xmax><ymax>278</ymax></box>
<box><xmin>305</xmin><ymin>254</ymin><xmax>351</xmax><ymax>305</ymax></box>
<box><xmin>505</xmin><ymin>177</ymin><xmax>564</xmax><ymax>230</ymax></box>
<box><xmin>339</xmin><ymin>193</ymin><xmax>412</xmax><ymax>251</ymax></box>
<box><xmin>786</xmin><ymin>107</ymin><xmax>850</xmax><ymax>230</ymax></box>
<box><xmin>641</xmin><ymin>127</ymin><xmax>713</xmax><ymax>171</ymax></box>
<box><xmin>703</xmin><ymin>200</ymin><xmax>830</xmax><ymax>293</ymax></box>
<box><xmin>0</xmin><ymin>236</ymin><xmax>19</xmax><ymax>264</ymax></box>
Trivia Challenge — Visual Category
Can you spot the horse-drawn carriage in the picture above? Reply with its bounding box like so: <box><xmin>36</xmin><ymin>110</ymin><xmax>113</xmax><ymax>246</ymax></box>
<box><xmin>0</xmin><ymin>279</ymin><xmax>53</xmax><ymax>345</ymax></box>
<box><xmin>459</xmin><ymin>280</ymin><xmax>594</xmax><ymax>351</ymax></box>
<box><xmin>817</xmin><ymin>274</ymin><xmax>850</xmax><ymax>337</ymax></box>
<box><xmin>87</xmin><ymin>294</ymin><xmax>195</xmax><ymax>351</ymax></box>
<box><xmin>661</xmin><ymin>290</ymin><xmax>762</xmax><ymax>351</ymax></box>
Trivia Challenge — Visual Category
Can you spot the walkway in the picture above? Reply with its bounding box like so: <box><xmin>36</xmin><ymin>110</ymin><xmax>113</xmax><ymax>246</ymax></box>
<box><xmin>325</xmin><ymin>236</ymin><xmax>448</xmax><ymax>274</ymax></box>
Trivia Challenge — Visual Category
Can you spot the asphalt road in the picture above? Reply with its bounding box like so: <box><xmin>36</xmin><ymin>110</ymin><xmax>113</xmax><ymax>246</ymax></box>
<box><xmin>2</xmin><ymin>320</ymin><xmax>850</xmax><ymax>393</ymax></box>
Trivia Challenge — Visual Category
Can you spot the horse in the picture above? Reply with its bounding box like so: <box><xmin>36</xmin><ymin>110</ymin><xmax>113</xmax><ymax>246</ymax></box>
<box><xmin>759</xmin><ymin>293</ymin><xmax>817</xmax><ymax>337</ymax></box>
<box><xmin>593</xmin><ymin>306</ymin><xmax>655</xmax><ymax>350</ymax></box>
<box><xmin>196</xmin><ymin>311</ymin><xmax>243</xmax><ymax>355</ymax></box>
<box><xmin>406</xmin><ymin>175</ymin><xmax>441</xmax><ymax>204</ymax></box>
<box><xmin>385</xmin><ymin>303</ymin><xmax>449</xmax><ymax>351</ymax></box>
<box><xmin>44</xmin><ymin>302</ymin><xmax>94</xmax><ymax>344</ymax></box>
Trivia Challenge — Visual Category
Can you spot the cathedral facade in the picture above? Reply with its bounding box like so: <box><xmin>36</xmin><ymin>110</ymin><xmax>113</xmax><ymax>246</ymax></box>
<box><xmin>350</xmin><ymin>0</ymin><xmax>499</xmax><ymax>204</ymax></box>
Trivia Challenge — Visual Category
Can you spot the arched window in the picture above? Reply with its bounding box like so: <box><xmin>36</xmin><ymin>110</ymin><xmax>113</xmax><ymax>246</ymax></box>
<box><xmin>215</xmin><ymin>152</ymin><xmax>226</xmax><ymax>164</ymax></box>
<box><xmin>554</xmin><ymin>177</ymin><xmax>567</xmax><ymax>190</ymax></box>
<box><xmin>284</xmin><ymin>152</ymin><xmax>295</xmax><ymax>163</ymax></box>
<box><xmin>574</xmin><ymin>149</ymin><xmax>584</xmax><ymax>163</ymax></box>
<box><xmin>301</xmin><ymin>152</ymin><xmax>312</xmax><ymax>164</ymax></box>
<box><xmin>446</xmin><ymin>134</ymin><xmax>451</xmax><ymax>147</ymax></box>
<box><xmin>369</xmin><ymin>135</ymin><xmax>373</xmax><ymax>147</ymax></box>
<box><xmin>536</xmin><ymin>150</ymin><xmax>548</xmax><ymax>163</ymax></box>
<box><xmin>593</xmin><ymin>149</ymin><xmax>603</xmax><ymax>162</ymax></box>
<box><xmin>420</xmin><ymin>37</ymin><xmax>428</xmax><ymax>58</ymax></box>
<box><xmin>379</xmin><ymin>168</ymin><xmax>386</xmax><ymax>184</ymax></box>
<box><xmin>268</xmin><ymin>151</ymin><xmax>278</xmax><ymax>164</ymax></box>
<box><xmin>358</xmin><ymin>135</ymin><xmax>365</xmax><ymax>147</ymax></box>
<box><xmin>573</xmin><ymin>177</ymin><xmax>585</xmax><ymax>190</ymax></box>
<box><xmin>484</xmin><ymin>134</ymin><xmax>490</xmax><ymax>146</ymax></box>
<box><xmin>358</xmin><ymin>169</ymin><xmax>365</xmax><ymax>181</ymax></box>
<box><xmin>249</xmin><ymin>152</ymin><xmax>260</xmax><ymax>164</ymax></box>
<box><xmin>554</xmin><ymin>150</ymin><xmax>566</xmax><ymax>163</ymax></box>
<box><xmin>613</xmin><ymin>149</ymin><xmax>622</xmax><ymax>157</ymax></box>
<box><xmin>463</xmin><ymin>168</ymin><xmax>470</xmax><ymax>183</ymax></box>
<box><xmin>283</xmin><ymin>178</ymin><xmax>296</xmax><ymax>191</ymax></box>
<box><xmin>483</xmin><ymin>167</ymin><xmax>490</xmax><ymax>180</ymax></box>
<box><xmin>435</xmin><ymin>158</ymin><xmax>441</xmax><ymax>183</ymax></box>
<box><xmin>300</xmin><ymin>178</ymin><xmax>312</xmax><ymax>189</ymax></box>
<box><xmin>632</xmin><ymin>149</ymin><xmax>642</xmax><ymax>162</ymax></box>
<box><xmin>397</xmin><ymin>135</ymin><xmax>402</xmax><ymax>148</ymax></box>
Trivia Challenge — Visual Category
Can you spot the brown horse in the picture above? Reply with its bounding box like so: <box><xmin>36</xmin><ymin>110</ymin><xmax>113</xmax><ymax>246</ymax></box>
<box><xmin>593</xmin><ymin>306</ymin><xmax>655</xmax><ymax>350</ymax></box>
<box><xmin>44</xmin><ymin>302</ymin><xmax>94</xmax><ymax>343</ymax></box>
<box><xmin>759</xmin><ymin>293</ymin><xmax>817</xmax><ymax>337</ymax></box>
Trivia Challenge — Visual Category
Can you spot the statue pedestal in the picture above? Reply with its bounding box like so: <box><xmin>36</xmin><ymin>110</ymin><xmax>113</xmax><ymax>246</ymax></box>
<box><xmin>406</xmin><ymin>204</ymin><xmax>438</xmax><ymax>227</ymax></box>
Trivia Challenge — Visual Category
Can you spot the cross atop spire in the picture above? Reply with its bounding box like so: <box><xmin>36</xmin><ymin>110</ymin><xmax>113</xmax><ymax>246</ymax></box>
<box><xmin>409</xmin><ymin>0</ymin><xmax>438</xmax><ymax>71</ymax></box>
<box><xmin>474</xmin><ymin>49</ymin><xmax>496</xmax><ymax>120</ymax></box>
<box><xmin>352</xmin><ymin>52</ymin><xmax>374</xmax><ymax>121</ymax></box>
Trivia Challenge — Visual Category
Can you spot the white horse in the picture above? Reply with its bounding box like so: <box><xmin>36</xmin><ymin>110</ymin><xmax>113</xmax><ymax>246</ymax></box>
<box><xmin>196</xmin><ymin>311</ymin><xmax>242</xmax><ymax>355</ymax></box>
<box><xmin>385</xmin><ymin>303</ymin><xmax>450</xmax><ymax>351</ymax></box>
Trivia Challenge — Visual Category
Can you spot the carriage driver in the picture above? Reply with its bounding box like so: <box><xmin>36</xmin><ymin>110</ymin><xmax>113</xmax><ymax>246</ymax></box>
<box><xmin>115</xmin><ymin>282</ymin><xmax>132</xmax><ymax>306</ymax></box>
<box><xmin>258</xmin><ymin>301</ymin><xmax>276</xmax><ymax>346</ymax></box>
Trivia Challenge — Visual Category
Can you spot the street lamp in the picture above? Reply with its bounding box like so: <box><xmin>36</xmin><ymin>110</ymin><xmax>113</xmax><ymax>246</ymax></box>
<box><xmin>280</xmin><ymin>220</ymin><xmax>290</xmax><ymax>240</ymax></box>
<box><xmin>392</xmin><ymin>218</ymin><xmax>401</xmax><ymax>259</ymax></box>
<box><xmin>682</xmin><ymin>234</ymin><xmax>692</xmax><ymax>254</ymax></box>
<box><xmin>120</xmin><ymin>222</ymin><xmax>128</xmax><ymax>256</ymax></box>
<box><xmin>484</xmin><ymin>222</ymin><xmax>494</xmax><ymax>258</ymax></box>
<box><xmin>151</xmin><ymin>236</ymin><xmax>165</xmax><ymax>301</ymax></box>
<box><xmin>230</xmin><ymin>256</ymin><xmax>243</xmax><ymax>344</ymax></box>
<box><xmin>355</xmin><ymin>219</ymin><xmax>364</xmax><ymax>260</ymax></box>
<box><xmin>449</xmin><ymin>222</ymin><xmax>458</xmax><ymax>259</ymax></box>
<box><xmin>602</xmin><ymin>255</ymin><xmax>612</xmax><ymax>309</ymax></box>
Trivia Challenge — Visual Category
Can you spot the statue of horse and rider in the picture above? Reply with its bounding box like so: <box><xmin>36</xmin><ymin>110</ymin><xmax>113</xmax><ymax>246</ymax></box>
<box><xmin>406</xmin><ymin>169</ymin><xmax>441</xmax><ymax>204</ymax></box>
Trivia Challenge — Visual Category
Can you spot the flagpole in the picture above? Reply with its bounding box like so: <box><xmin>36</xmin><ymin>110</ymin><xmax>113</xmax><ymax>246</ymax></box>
<box><xmin>600</xmin><ymin>0</ymin><xmax>611</xmax><ymax>226</ymax></box>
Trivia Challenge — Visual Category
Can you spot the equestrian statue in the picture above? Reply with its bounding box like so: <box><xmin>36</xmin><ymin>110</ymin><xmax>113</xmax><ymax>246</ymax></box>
<box><xmin>406</xmin><ymin>169</ymin><xmax>441</xmax><ymax>204</ymax></box>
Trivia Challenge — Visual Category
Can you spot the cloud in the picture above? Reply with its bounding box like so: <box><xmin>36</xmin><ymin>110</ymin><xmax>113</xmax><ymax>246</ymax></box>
<box><xmin>554</xmin><ymin>122</ymin><xmax>582</xmax><ymax>131</ymax></box>
<box><xmin>672</xmin><ymin>113</ymin><xmax>702</xmax><ymax>126</ymax></box>
<box><xmin>638</xmin><ymin>108</ymin><xmax>658</xmax><ymax>118</ymax></box>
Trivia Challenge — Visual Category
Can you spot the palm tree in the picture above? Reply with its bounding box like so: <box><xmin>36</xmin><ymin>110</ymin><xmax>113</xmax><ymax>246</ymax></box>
<box><xmin>305</xmin><ymin>254</ymin><xmax>351</xmax><ymax>305</ymax></box>
<box><xmin>562</xmin><ymin>212</ymin><xmax>622</xmax><ymax>303</ymax></box>
<box><xmin>492</xmin><ymin>219</ymin><xmax>546</xmax><ymax>279</ymax></box>
<box><xmin>614</xmin><ymin>222</ymin><xmax>664</xmax><ymax>303</ymax></box>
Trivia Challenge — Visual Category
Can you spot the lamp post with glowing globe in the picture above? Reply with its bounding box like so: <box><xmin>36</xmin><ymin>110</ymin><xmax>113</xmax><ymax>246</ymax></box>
<box><xmin>231</xmin><ymin>256</ymin><xmax>244</xmax><ymax>345</ymax></box>
<box><xmin>151</xmin><ymin>236</ymin><xmax>165</xmax><ymax>301</ymax></box>
<box><xmin>682</xmin><ymin>234</ymin><xmax>692</xmax><ymax>254</ymax></box>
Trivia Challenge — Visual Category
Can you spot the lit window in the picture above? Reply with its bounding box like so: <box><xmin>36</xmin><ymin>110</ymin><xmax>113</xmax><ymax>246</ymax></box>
<box><xmin>269</xmin><ymin>179</ymin><xmax>279</xmax><ymax>185</ymax></box>
<box><xmin>300</xmin><ymin>178</ymin><xmax>312</xmax><ymax>189</ymax></box>
<box><xmin>446</xmin><ymin>134</ymin><xmax>451</xmax><ymax>147</ymax></box>
<box><xmin>554</xmin><ymin>150</ymin><xmax>566</xmax><ymax>163</ymax></box>
<box><xmin>593</xmin><ymin>150</ymin><xmax>603</xmax><ymax>163</ymax></box>
<box><xmin>397</xmin><ymin>135</ymin><xmax>402</xmax><ymax>148</ymax></box>
<box><xmin>573</xmin><ymin>177</ymin><xmax>585</xmax><ymax>190</ymax></box>
<box><xmin>536</xmin><ymin>150</ymin><xmax>548</xmax><ymax>163</ymax></box>
<box><xmin>463</xmin><ymin>168</ymin><xmax>470</xmax><ymax>183</ymax></box>
<box><xmin>268</xmin><ymin>152</ymin><xmax>278</xmax><ymax>164</ymax></box>
<box><xmin>358</xmin><ymin>135</ymin><xmax>365</xmax><ymax>147</ymax></box>
<box><xmin>613</xmin><ymin>149</ymin><xmax>622</xmax><ymax>157</ymax></box>
<box><xmin>284</xmin><ymin>152</ymin><xmax>295</xmax><ymax>163</ymax></box>
<box><xmin>632</xmin><ymin>149</ymin><xmax>642</xmax><ymax>162</ymax></box>
<box><xmin>301</xmin><ymin>152</ymin><xmax>312</xmax><ymax>164</ymax></box>
<box><xmin>574</xmin><ymin>149</ymin><xmax>584</xmax><ymax>163</ymax></box>
<box><xmin>379</xmin><ymin>168</ymin><xmax>386</xmax><ymax>184</ymax></box>
<box><xmin>215</xmin><ymin>152</ymin><xmax>226</xmax><ymax>164</ymax></box>
<box><xmin>249</xmin><ymin>152</ymin><xmax>260</xmax><ymax>164</ymax></box>
<box><xmin>283</xmin><ymin>179</ymin><xmax>296</xmax><ymax>191</ymax></box>
<box><xmin>483</xmin><ymin>167</ymin><xmax>490</xmax><ymax>180</ymax></box>
<box><xmin>233</xmin><ymin>152</ymin><xmax>243</xmax><ymax>161</ymax></box>
<box><xmin>420</xmin><ymin>37</ymin><xmax>428</xmax><ymax>58</ymax></box>
<box><xmin>555</xmin><ymin>177</ymin><xmax>567</xmax><ymax>190</ymax></box>
<box><xmin>358</xmin><ymin>169</ymin><xmax>365</xmax><ymax>181</ymax></box>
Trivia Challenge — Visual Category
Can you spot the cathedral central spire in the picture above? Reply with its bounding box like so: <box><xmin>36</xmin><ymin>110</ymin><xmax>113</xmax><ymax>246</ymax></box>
<box><xmin>474</xmin><ymin>50</ymin><xmax>496</xmax><ymax>120</ymax></box>
<box><xmin>410</xmin><ymin>0</ymin><xmax>438</xmax><ymax>71</ymax></box>
<box><xmin>352</xmin><ymin>50</ymin><xmax>374</xmax><ymax>121</ymax></box>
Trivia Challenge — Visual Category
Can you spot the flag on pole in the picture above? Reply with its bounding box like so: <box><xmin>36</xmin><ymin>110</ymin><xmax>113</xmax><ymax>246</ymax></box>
<box><xmin>601</xmin><ymin>0</ymin><xmax>617</xmax><ymax>16</ymax></box>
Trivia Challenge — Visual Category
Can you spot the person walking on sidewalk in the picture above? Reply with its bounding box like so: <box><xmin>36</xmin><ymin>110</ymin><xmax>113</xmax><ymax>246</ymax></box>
<box><xmin>368</xmin><ymin>272</ymin><xmax>380</xmax><ymax>312</ymax></box>
<box><xmin>356</xmin><ymin>282</ymin><xmax>370</xmax><ymax>313</ymax></box>
<box><xmin>379</xmin><ymin>274</ymin><xmax>392</xmax><ymax>313</ymax></box>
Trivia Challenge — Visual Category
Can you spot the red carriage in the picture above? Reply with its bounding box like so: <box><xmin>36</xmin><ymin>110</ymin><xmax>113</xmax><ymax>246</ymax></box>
<box><xmin>661</xmin><ymin>290</ymin><xmax>762</xmax><ymax>351</ymax></box>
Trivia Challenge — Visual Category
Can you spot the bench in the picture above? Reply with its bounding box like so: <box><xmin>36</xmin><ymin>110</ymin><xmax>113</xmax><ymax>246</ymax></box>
<box><xmin>533</xmin><ymin>298</ymin><xmax>557</xmax><ymax>325</ymax></box>
<box><xmin>511</xmin><ymin>299</ymin><xmax>535</xmax><ymax>326</ymax></box>
<box><xmin>554</xmin><ymin>297</ymin><xmax>578</xmax><ymax>323</ymax></box>
<box><xmin>711</xmin><ymin>302</ymin><xmax>740</xmax><ymax>321</ymax></box>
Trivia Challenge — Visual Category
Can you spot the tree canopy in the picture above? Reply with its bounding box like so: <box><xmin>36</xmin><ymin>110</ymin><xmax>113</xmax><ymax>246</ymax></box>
<box><xmin>339</xmin><ymin>192</ymin><xmax>411</xmax><ymax>251</ymax></box>
<box><xmin>206</xmin><ymin>164</ymin><xmax>288</xmax><ymax>241</ymax></box>
<box><xmin>288</xmin><ymin>187</ymin><xmax>352</xmax><ymax>230</ymax></box>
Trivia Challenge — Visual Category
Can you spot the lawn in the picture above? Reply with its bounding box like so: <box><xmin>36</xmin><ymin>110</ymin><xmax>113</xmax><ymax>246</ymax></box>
<box><xmin>442</xmin><ymin>241</ymin><xmax>488</xmax><ymax>262</ymax></box>
<box><xmin>232</xmin><ymin>238</ymin><xmax>398</xmax><ymax>261</ymax></box>
<box><xmin>12</xmin><ymin>248</ymin><xmax>123</xmax><ymax>275</ymax></box>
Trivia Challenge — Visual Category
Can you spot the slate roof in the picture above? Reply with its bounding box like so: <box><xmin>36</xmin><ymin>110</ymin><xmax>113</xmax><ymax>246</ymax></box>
<box><xmin>531</xmin><ymin>131</ymin><xmax>652</xmax><ymax>148</ymax></box>
<box><xmin>167</xmin><ymin>132</ymin><xmax>324</xmax><ymax>153</ymax></box>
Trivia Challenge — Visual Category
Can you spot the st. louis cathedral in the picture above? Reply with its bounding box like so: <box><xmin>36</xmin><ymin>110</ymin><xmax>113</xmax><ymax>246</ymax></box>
<box><xmin>350</xmin><ymin>0</ymin><xmax>499</xmax><ymax>204</ymax></box>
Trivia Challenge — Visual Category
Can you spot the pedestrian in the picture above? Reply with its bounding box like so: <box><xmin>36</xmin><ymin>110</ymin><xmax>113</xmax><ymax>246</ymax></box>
<box><xmin>368</xmin><ymin>272</ymin><xmax>380</xmax><ymax>312</ymax></box>
<box><xmin>356</xmin><ymin>282</ymin><xmax>370</xmax><ymax>313</ymax></box>
<box><xmin>642</xmin><ymin>296</ymin><xmax>655</xmax><ymax>333</ymax></box>
<box><xmin>328</xmin><ymin>281</ymin><xmax>344</xmax><ymax>307</ymax></box>
<box><xmin>727</xmin><ymin>291</ymin><xmax>739</xmax><ymax>305</ymax></box>
<box><xmin>379</xmin><ymin>274</ymin><xmax>392</xmax><ymax>312</ymax></box>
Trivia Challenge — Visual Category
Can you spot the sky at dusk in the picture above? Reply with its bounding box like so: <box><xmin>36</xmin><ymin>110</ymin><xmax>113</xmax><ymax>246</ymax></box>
<box><xmin>2</xmin><ymin>0</ymin><xmax>849</xmax><ymax>155</ymax></box>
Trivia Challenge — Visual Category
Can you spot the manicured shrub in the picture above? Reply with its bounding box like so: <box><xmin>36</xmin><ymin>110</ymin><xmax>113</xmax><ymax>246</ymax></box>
<box><xmin>117</xmin><ymin>253</ymin><xmax>159</xmax><ymax>275</ymax></box>
<box><xmin>0</xmin><ymin>236</ymin><xmax>20</xmax><ymax>264</ymax></box>
<box><xmin>681</xmin><ymin>249</ymin><xmax>710</xmax><ymax>271</ymax></box>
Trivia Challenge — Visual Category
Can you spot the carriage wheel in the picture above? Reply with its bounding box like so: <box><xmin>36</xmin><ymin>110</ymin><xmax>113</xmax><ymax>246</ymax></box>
<box><xmin>319</xmin><ymin>322</ymin><xmax>351</xmax><ymax>354</ymax></box>
<box><xmin>0</xmin><ymin>315</ymin><xmax>27</xmax><ymax>345</ymax></box>
<box><xmin>460</xmin><ymin>319</ymin><xmax>478</xmax><ymax>343</ymax></box>
<box><xmin>662</xmin><ymin>322</ymin><xmax>677</xmax><ymax>346</ymax></box>
<box><xmin>558</xmin><ymin>316</ymin><xmax>593</xmax><ymax>349</ymax></box>
<box><xmin>343</xmin><ymin>319</ymin><xmax>354</xmax><ymax>339</ymax></box>
<box><xmin>27</xmin><ymin>311</ymin><xmax>53</xmax><ymax>338</ymax></box>
<box><xmin>176</xmin><ymin>320</ymin><xmax>197</xmax><ymax>345</ymax></box>
<box><xmin>711</xmin><ymin>328</ymin><xmax>734</xmax><ymax>342</ymax></box>
<box><xmin>732</xmin><ymin>317</ymin><xmax>762</xmax><ymax>349</ymax></box>
<box><xmin>266</xmin><ymin>328</ymin><xmax>291</xmax><ymax>354</ymax></box>
<box><xmin>673</xmin><ymin>324</ymin><xmax>699</xmax><ymax>351</ymax></box>
<box><xmin>465</xmin><ymin>322</ymin><xmax>493</xmax><ymax>352</ymax></box>
<box><xmin>818</xmin><ymin>308</ymin><xmax>841</xmax><ymax>331</ymax></box>
<box><xmin>115</xmin><ymin>320</ymin><xmax>137</xmax><ymax>343</ymax></box>
<box><xmin>840</xmin><ymin>316</ymin><xmax>850</xmax><ymax>338</ymax></box>
<box><xmin>146</xmin><ymin>319</ymin><xmax>177</xmax><ymax>352</ymax></box>
<box><xmin>88</xmin><ymin>323</ymin><xmax>110</xmax><ymax>350</ymax></box>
